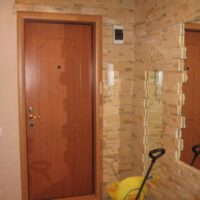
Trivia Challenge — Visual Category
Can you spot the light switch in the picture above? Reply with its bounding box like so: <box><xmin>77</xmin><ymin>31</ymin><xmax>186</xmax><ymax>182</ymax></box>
<box><xmin>0</xmin><ymin>128</ymin><xmax>3</xmax><ymax>137</ymax></box>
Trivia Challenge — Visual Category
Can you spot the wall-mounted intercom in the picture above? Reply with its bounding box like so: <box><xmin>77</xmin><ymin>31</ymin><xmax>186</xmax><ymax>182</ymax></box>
<box><xmin>156</xmin><ymin>70</ymin><xmax>163</xmax><ymax>88</ymax></box>
<box><xmin>107</xmin><ymin>63</ymin><xmax>115</xmax><ymax>99</ymax></box>
<box><xmin>155</xmin><ymin>70</ymin><xmax>164</xmax><ymax>99</ymax></box>
<box><xmin>107</xmin><ymin>63</ymin><xmax>115</xmax><ymax>87</ymax></box>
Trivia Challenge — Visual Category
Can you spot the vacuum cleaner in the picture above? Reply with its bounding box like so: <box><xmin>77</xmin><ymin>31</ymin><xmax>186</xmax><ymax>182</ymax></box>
<box><xmin>191</xmin><ymin>144</ymin><xmax>200</xmax><ymax>166</ymax></box>
<box><xmin>107</xmin><ymin>148</ymin><xmax>166</xmax><ymax>200</ymax></box>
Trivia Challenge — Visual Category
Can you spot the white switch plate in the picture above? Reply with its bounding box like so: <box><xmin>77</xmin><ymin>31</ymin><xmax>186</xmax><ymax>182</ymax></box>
<box><xmin>0</xmin><ymin>189</ymin><xmax>3</xmax><ymax>197</ymax></box>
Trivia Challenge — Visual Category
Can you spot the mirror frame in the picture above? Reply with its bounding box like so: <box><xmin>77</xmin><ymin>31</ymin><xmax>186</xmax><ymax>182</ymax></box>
<box><xmin>178</xmin><ymin>20</ymin><xmax>200</xmax><ymax>171</ymax></box>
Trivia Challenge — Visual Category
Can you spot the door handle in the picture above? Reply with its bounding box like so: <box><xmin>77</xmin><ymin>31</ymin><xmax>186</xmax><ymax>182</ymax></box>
<box><xmin>29</xmin><ymin>114</ymin><xmax>40</xmax><ymax>120</ymax></box>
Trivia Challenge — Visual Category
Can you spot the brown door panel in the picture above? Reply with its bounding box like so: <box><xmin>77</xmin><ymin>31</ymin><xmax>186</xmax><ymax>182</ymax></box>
<box><xmin>25</xmin><ymin>22</ymin><xmax>93</xmax><ymax>200</ymax></box>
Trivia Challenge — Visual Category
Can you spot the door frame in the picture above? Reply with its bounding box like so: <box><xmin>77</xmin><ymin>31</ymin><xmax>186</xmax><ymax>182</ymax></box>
<box><xmin>17</xmin><ymin>11</ymin><xmax>102</xmax><ymax>200</ymax></box>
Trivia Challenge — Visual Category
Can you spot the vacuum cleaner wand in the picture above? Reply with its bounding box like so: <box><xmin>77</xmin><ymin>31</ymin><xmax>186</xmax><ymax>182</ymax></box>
<box><xmin>135</xmin><ymin>148</ymin><xmax>166</xmax><ymax>200</ymax></box>
<box><xmin>190</xmin><ymin>144</ymin><xmax>200</xmax><ymax>166</ymax></box>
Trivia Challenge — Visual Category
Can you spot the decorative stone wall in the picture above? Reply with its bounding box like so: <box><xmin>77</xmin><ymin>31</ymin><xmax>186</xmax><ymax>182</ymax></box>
<box><xmin>144</xmin><ymin>70</ymin><xmax>163</xmax><ymax>176</ymax></box>
<box><xmin>14</xmin><ymin>0</ymin><xmax>134</xmax><ymax>198</ymax></box>
<box><xmin>133</xmin><ymin>1</ymin><xmax>200</xmax><ymax>199</ymax></box>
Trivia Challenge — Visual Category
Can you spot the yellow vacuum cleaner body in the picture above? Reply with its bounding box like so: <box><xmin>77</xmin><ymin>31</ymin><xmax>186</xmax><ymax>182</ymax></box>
<box><xmin>106</xmin><ymin>176</ymin><xmax>146</xmax><ymax>200</ymax></box>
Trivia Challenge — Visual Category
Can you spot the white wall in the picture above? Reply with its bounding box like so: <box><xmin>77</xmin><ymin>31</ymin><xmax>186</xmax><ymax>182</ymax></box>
<box><xmin>0</xmin><ymin>0</ymin><xmax>22</xmax><ymax>199</ymax></box>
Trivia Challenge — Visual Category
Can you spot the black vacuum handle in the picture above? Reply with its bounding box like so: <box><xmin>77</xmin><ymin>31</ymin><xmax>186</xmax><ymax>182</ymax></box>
<box><xmin>149</xmin><ymin>148</ymin><xmax>166</xmax><ymax>161</ymax></box>
<box><xmin>135</xmin><ymin>148</ymin><xmax>166</xmax><ymax>200</ymax></box>
<box><xmin>192</xmin><ymin>144</ymin><xmax>200</xmax><ymax>155</ymax></box>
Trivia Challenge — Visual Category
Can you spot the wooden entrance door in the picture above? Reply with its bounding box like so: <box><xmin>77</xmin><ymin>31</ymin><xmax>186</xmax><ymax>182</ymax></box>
<box><xmin>25</xmin><ymin>21</ymin><xmax>94</xmax><ymax>200</ymax></box>
<box><xmin>181</xmin><ymin>30</ymin><xmax>200</xmax><ymax>169</ymax></box>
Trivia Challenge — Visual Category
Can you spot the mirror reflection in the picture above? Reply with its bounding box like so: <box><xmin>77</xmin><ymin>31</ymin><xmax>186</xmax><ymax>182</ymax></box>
<box><xmin>181</xmin><ymin>22</ymin><xmax>200</xmax><ymax>169</ymax></box>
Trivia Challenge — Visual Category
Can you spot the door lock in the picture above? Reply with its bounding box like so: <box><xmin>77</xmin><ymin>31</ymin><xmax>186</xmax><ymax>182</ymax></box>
<box><xmin>29</xmin><ymin>121</ymin><xmax>35</xmax><ymax>128</ymax></box>
<box><xmin>28</xmin><ymin>106</ymin><xmax>40</xmax><ymax>128</ymax></box>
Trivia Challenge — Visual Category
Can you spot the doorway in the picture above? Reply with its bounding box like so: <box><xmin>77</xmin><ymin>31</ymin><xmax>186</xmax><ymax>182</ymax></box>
<box><xmin>18</xmin><ymin>12</ymin><xmax>102</xmax><ymax>200</ymax></box>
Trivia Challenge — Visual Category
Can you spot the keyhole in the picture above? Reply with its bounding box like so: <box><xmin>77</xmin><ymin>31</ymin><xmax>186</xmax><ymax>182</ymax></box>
<box><xmin>57</xmin><ymin>65</ymin><xmax>61</xmax><ymax>69</ymax></box>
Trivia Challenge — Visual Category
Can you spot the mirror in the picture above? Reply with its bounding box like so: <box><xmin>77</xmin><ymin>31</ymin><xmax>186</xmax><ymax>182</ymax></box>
<box><xmin>180</xmin><ymin>22</ymin><xmax>200</xmax><ymax>169</ymax></box>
